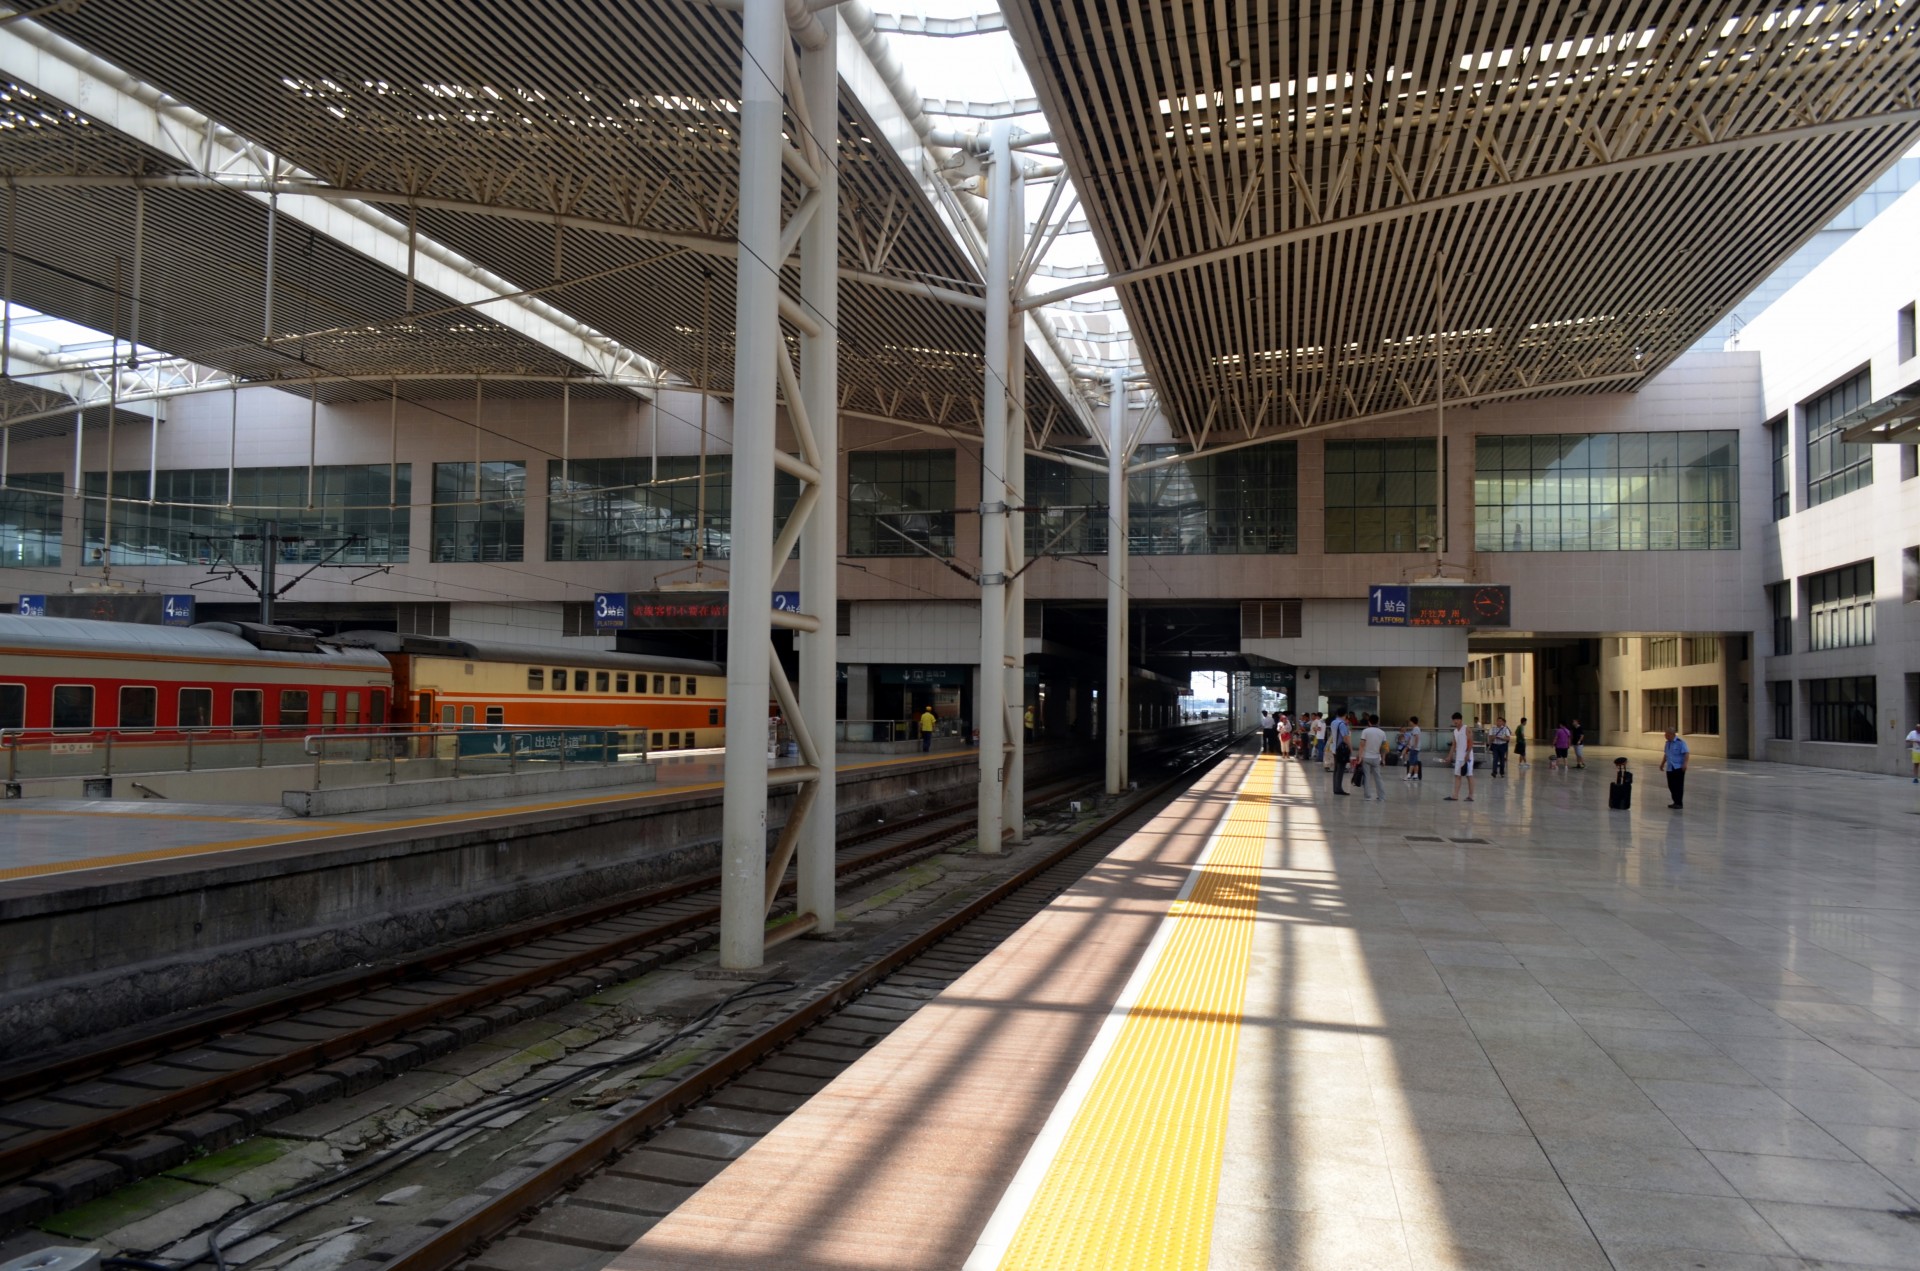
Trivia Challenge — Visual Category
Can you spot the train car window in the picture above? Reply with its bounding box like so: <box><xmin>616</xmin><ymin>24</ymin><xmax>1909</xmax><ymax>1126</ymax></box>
<box><xmin>551</xmin><ymin>668</ymin><xmax>566</xmax><ymax>691</ymax></box>
<box><xmin>572</xmin><ymin>670</ymin><xmax>586</xmax><ymax>692</ymax></box>
<box><xmin>653</xmin><ymin>675</ymin><xmax>665</xmax><ymax>694</ymax></box>
<box><xmin>461</xmin><ymin>705</ymin><xmax>475</xmax><ymax>724</ymax></box>
<box><xmin>670</xmin><ymin>676</ymin><xmax>682</xmax><ymax>695</ymax></box>
<box><xmin>652</xmin><ymin>731</ymin><xmax>664</xmax><ymax>749</ymax></box>
<box><xmin>321</xmin><ymin>692</ymin><xmax>338</xmax><ymax>727</ymax></box>
<box><xmin>371</xmin><ymin>691</ymin><xmax>388</xmax><ymax>726</ymax></box>
<box><xmin>596</xmin><ymin>671</ymin><xmax>610</xmax><ymax>693</ymax></box>
<box><xmin>686</xmin><ymin>677</ymin><xmax>698</xmax><ymax>695</ymax></box>
<box><xmin>527</xmin><ymin>669</ymin><xmax>545</xmax><ymax>691</ymax></box>
<box><xmin>233</xmin><ymin>690</ymin><xmax>263</xmax><ymax>728</ymax></box>
<box><xmin>669</xmin><ymin>732</ymin><xmax>680</xmax><ymax>748</ymax></box>
<box><xmin>615</xmin><ymin>673</ymin><xmax>629</xmax><ymax>693</ymax></box>
<box><xmin>709</xmin><ymin>708</ymin><xmax>720</xmax><ymax>726</ymax></box>
<box><xmin>179</xmin><ymin>689</ymin><xmax>213</xmax><ymax>730</ymax></box>
<box><xmin>0</xmin><ymin>684</ymin><xmax>25</xmax><ymax>731</ymax></box>
<box><xmin>441</xmin><ymin>705</ymin><xmax>455</xmax><ymax>725</ymax></box>
<box><xmin>120</xmin><ymin>686</ymin><xmax>158</xmax><ymax>730</ymax></box>
<box><xmin>485</xmin><ymin>706</ymin><xmax>504</xmax><ymax>725</ymax></box>
<box><xmin>53</xmin><ymin>685</ymin><xmax>94</xmax><ymax>731</ymax></box>
<box><xmin>52</xmin><ymin>685</ymin><xmax>94</xmax><ymax>731</ymax></box>
<box><xmin>280</xmin><ymin>690</ymin><xmax>310</xmax><ymax>728</ymax></box>
<box><xmin>345</xmin><ymin>693</ymin><xmax>362</xmax><ymax>727</ymax></box>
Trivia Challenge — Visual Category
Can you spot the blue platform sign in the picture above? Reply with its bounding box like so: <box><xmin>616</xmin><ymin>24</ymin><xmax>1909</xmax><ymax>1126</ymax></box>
<box><xmin>593</xmin><ymin>591</ymin><xmax>629</xmax><ymax>632</ymax></box>
<box><xmin>161</xmin><ymin>594</ymin><xmax>195</xmax><ymax>627</ymax></box>
<box><xmin>771</xmin><ymin>591</ymin><xmax>800</xmax><ymax>612</ymax></box>
<box><xmin>16</xmin><ymin>594</ymin><xmax>45</xmax><ymax>617</ymax></box>
<box><xmin>1367</xmin><ymin>585</ymin><xmax>1409</xmax><ymax>626</ymax></box>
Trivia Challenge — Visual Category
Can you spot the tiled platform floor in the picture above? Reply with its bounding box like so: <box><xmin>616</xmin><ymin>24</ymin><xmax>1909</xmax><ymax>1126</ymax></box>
<box><xmin>622</xmin><ymin>746</ymin><xmax>1920</xmax><ymax>1270</ymax></box>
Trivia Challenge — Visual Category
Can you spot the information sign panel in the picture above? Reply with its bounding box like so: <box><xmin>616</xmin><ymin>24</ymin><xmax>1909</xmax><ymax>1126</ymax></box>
<box><xmin>16</xmin><ymin>594</ymin><xmax>45</xmax><ymax>617</ymax></box>
<box><xmin>593</xmin><ymin>592</ymin><xmax>629</xmax><ymax>632</ymax></box>
<box><xmin>161</xmin><ymin>595</ymin><xmax>196</xmax><ymax>627</ymax></box>
<box><xmin>1367</xmin><ymin>586</ymin><xmax>1409</xmax><ymax>626</ymax></box>
<box><xmin>1368</xmin><ymin>584</ymin><xmax>1511</xmax><ymax>628</ymax></box>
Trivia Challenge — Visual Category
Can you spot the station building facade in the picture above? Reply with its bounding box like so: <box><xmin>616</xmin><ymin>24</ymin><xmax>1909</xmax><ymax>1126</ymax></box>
<box><xmin>4</xmin><ymin>184</ymin><xmax>1920</xmax><ymax>774</ymax></box>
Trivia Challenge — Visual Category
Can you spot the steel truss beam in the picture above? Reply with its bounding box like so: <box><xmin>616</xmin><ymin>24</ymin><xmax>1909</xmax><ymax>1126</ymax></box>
<box><xmin>721</xmin><ymin>0</ymin><xmax>838</xmax><ymax>969</ymax></box>
<box><xmin>0</xmin><ymin>16</ymin><xmax>660</xmax><ymax>396</ymax></box>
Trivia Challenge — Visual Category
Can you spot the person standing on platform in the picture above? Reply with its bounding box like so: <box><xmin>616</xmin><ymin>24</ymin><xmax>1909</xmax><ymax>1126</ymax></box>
<box><xmin>1661</xmin><ymin>728</ymin><xmax>1689</xmax><ymax>809</ymax></box>
<box><xmin>1444</xmin><ymin>712</ymin><xmax>1475</xmax><ymax>802</ymax></box>
<box><xmin>1570</xmin><ymin>717</ymin><xmax>1587</xmax><ymax>768</ymax></box>
<box><xmin>1312</xmin><ymin>713</ymin><xmax>1328</xmax><ymax>764</ymax></box>
<box><xmin>1024</xmin><ymin>704</ymin><xmax>1035</xmax><ymax>741</ymax></box>
<box><xmin>1907</xmin><ymin>722</ymin><xmax>1920</xmax><ymax>782</ymax></box>
<box><xmin>1515</xmin><ymin>717</ymin><xmax>1529</xmax><ymax>769</ymax></box>
<box><xmin>1260</xmin><ymin>708</ymin><xmax>1276</xmax><ymax>754</ymax></box>
<box><xmin>918</xmin><ymin>704</ymin><xmax>936</xmax><ymax>753</ymax></box>
<box><xmin>1551</xmin><ymin>722</ymin><xmax>1572</xmax><ymax>771</ymax></box>
<box><xmin>1330</xmin><ymin>711</ymin><xmax>1353</xmax><ymax>794</ymax></box>
<box><xmin>1356</xmin><ymin>714</ymin><xmax>1388</xmax><ymax>800</ymax></box>
<box><xmin>1401</xmin><ymin>716</ymin><xmax>1424</xmax><ymax>781</ymax></box>
<box><xmin>1488</xmin><ymin>716</ymin><xmax>1512</xmax><ymax>777</ymax></box>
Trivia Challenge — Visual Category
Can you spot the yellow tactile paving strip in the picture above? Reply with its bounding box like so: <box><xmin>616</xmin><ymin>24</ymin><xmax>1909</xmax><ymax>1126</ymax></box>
<box><xmin>0</xmin><ymin>749</ymin><xmax>974</xmax><ymax>884</ymax></box>
<box><xmin>995</xmin><ymin>755</ymin><xmax>1273</xmax><ymax>1271</ymax></box>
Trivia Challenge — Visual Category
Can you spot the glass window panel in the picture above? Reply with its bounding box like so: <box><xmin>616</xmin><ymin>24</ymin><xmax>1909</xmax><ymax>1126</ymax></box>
<box><xmin>847</xmin><ymin>450</ymin><xmax>958</xmax><ymax>557</ymax></box>
<box><xmin>1474</xmin><ymin>432</ymin><xmax>1738</xmax><ymax>552</ymax></box>
<box><xmin>53</xmin><ymin>685</ymin><xmax>93</xmax><ymax>730</ymax></box>
<box><xmin>1323</xmin><ymin>440</ymin><xmax>1438</xmax><ymax>553</ymax></box>
<box><xmin>0</xmin><ymin>473</ymin><xmax>64</xmax><ymax>568</ymax></box>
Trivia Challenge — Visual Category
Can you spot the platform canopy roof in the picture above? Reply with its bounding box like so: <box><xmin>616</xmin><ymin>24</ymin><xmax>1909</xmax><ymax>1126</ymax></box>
<box><xmin>1001</xmin><ymin>0</ymin><xmax>1920</xmax><ymax>449</ymax></box>
<box><xmin>1</xmin><ymin>2</ymin><xmax>1917</xmax><ymax>453</ymax></box>
<box><xmin>0</xmin><ymin>1</ymin><xmax>1087</xmax><ymax>440</ymax></box>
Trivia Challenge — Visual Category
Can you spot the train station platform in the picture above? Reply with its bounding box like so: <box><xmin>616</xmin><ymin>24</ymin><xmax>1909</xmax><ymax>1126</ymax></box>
<box><xmin>0</xmin><ymin>747</ymin><xmax>974</xmax><ymax>887</ymax></box>
<box><xmin>0</xmin><ymin>745</ymin><xmax>1065</xmax><ymax>1058</ymax></box>
<box><xmin>618</xmin><ymin>746</ymin><xmax>1920</xmax><ymax>1270</ymax></box>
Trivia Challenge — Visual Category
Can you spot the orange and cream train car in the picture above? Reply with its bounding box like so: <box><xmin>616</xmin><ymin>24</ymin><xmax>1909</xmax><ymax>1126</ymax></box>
<box><xmin>338</xmin><ymin>632</ymin><xmax>728</xmax><ymax>751</ymax></box>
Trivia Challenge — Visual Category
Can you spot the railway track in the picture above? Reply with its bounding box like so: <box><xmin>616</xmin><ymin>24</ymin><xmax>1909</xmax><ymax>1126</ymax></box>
<box><xmin>333</xmin><ymin>733</ymin><xmax>1238</xmax><ymax>1271</ymax></box>
<box><xmin>0</xmin><ymin>732</ymin><xmax>1226</xmax><ymax>1235</ymax></box>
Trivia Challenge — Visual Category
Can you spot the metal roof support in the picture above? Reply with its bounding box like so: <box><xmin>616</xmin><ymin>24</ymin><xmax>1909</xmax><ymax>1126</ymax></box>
<box><xmin>975</xmin><ymin>123</ymin><xmax>1012</xmax><ymax>857</ymax></box>
<box><xmin>1105</xmin><ymin>368</ymin><xmax>1128</xmax><ymax>795</ymax></box>
<box><xmin>1002</xmin><ymin>155</ymin><xmax>1026</xmax><ymax>847</ymax></box>
<box><xmin>795</xmin><ymin>7</ymin><xmax>840</xmax><ymax>940</ymax></box>
<box><xmin>0</xmin><ymin>16</ymin><xmax>659</xmax><ymax>395</ymax></box>
<box><xmin>720</xmin><ymin>0</ymin><xmax>837</xmax><ymax>968</ymax></box>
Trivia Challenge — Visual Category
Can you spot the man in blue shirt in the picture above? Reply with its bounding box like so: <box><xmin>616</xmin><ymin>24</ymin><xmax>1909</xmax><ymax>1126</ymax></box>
<box><xmin>1661</xmin><ymin>729</ymin><xmax>1690</xmax><ymax>809</ymax></box>
<box><xmin>1329</xmin><ymin>711</ymin><xmax>1353</xmax><ymax>795</ymax></box>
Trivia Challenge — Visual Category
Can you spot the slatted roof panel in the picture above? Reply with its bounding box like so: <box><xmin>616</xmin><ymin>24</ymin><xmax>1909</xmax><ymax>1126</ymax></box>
<box><xmin>19</xmin><ymin>2</ymin><xmax>1082</xmax><ymax>436</ymax></box>
<box><xmin>0</xmin><ymin>81</ymin><xmax>605</xmax><ymax>403</ymax></box>
<box><xmin>1004</xmin><ymin>0</ymin><xmax>1920</xmax><ymax>445</ymax></box>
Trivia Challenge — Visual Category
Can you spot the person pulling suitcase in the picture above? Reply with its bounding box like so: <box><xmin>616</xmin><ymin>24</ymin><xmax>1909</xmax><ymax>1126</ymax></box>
<box><xmin>1608</xmin><ymin>756</ymin><xmax>1633</xmax><ymax>810</ymax></box>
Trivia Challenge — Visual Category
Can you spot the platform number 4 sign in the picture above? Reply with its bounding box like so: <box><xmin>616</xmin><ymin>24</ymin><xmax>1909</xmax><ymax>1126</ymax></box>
<box><xmin>161</xmin><ymin>595</ymin><xmax>196</xmax><ymax>627</ymax></box>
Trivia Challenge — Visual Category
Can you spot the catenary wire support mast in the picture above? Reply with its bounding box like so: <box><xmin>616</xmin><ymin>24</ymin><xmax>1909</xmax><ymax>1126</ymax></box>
<box><xmin>1002</xmin><ymin>152</ymin><xmax>1026</xmax><ymax>846</ymax></box>
<box><xmin>976</xmin><ymin>123</ymin><xmax>1015</xmax><ymax>855</ymax></box>
<box><xmin>719</xmin><ymin>0</ymin><xmax>838</xmax><ymax>970</ymax></box>
<box><xmin>1106</xmin><ymin>366</ymin><xmax>1129</xmax><ymax>794</ymax></box>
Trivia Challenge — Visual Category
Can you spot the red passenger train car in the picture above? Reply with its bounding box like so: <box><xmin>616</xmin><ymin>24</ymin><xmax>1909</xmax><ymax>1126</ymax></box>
<box><xmin>0</xmin><ymin>613</ymin><xmax>394</xmax><ymax>737</ymax></box>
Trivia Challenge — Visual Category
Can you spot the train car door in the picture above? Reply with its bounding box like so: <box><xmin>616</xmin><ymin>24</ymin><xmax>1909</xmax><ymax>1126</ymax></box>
<box><xmin>416</xmin><ymin>692</ymin><xmax>434</xmax><ymax>729</ymax></box>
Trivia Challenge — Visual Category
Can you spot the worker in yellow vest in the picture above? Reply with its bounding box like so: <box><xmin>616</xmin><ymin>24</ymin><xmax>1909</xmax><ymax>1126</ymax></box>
<box><xmin>918</xmin><ymin>705</ymin><xmax>936</xmax><ymax>753</ymax></box>
<box><xmin>1024</xmin><ymin>704</ymin><xmax>1035</xmax><ymax>740</ymax></box>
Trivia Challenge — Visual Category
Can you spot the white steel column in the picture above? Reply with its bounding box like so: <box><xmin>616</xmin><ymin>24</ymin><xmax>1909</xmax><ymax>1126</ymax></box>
<box><xmin>976</xmin><ymin>124</ymin><xmax>1013</xmax><ymax>855</ymax></box>
<box><xmin>720</xmin><ymin>0</ymin><xmax>786</xmax><ymax>968</ymax></box>
<box><xmin>1106</xmin><ymin>368</ymin><xmax>1130</xmax><ymax>793</ymax></box>
<box><xmin>795</xmin><ymin>9</ymin><xmax>839</xmax><ymax>931</ymax></box>
<box><xmin>1002</xmin><ymin>159</ymin><xmax>1026</xmax><ymax>844</ymax></box>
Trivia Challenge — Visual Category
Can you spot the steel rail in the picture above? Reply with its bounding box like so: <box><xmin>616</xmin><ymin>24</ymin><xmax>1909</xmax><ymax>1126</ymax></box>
<box><xmin>383</xmin><ymin>734</ymin><xmax>1240</xmax><ymax>1271</ymax></box>
<box><xmin>0</xmin><ymin>760</ymin><xmax>1130</xmax><ymax>1190</ymax></box>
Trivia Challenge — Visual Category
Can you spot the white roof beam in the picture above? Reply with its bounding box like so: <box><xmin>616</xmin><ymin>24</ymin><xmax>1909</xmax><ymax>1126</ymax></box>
<box><xmin>0</xmin><ymin>16</ymin><xmax>659</xmax><ymax>397</ymax></box>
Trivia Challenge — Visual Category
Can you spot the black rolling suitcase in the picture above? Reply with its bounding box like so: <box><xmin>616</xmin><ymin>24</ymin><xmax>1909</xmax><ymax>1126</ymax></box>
<box><xmin>1608</xmin><ymin>772</ymin><xmax>1632</xmax><ymax>810</ymax></box>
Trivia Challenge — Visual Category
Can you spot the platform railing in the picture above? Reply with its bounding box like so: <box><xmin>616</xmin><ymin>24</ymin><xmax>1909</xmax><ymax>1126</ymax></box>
<box><xmin>834</xmin><ymin>719</ymin><xmax>910</xmax><ymax>743</ymax></box>
<box><xmin>1</xmin><ymin>724</ymin><xmax>323</xmax><ymax>786</ymax></box>
<box><xmin>303</xmin><ymin>726</ymin><xmax>653</xmax><ymax>788</ymax></box>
